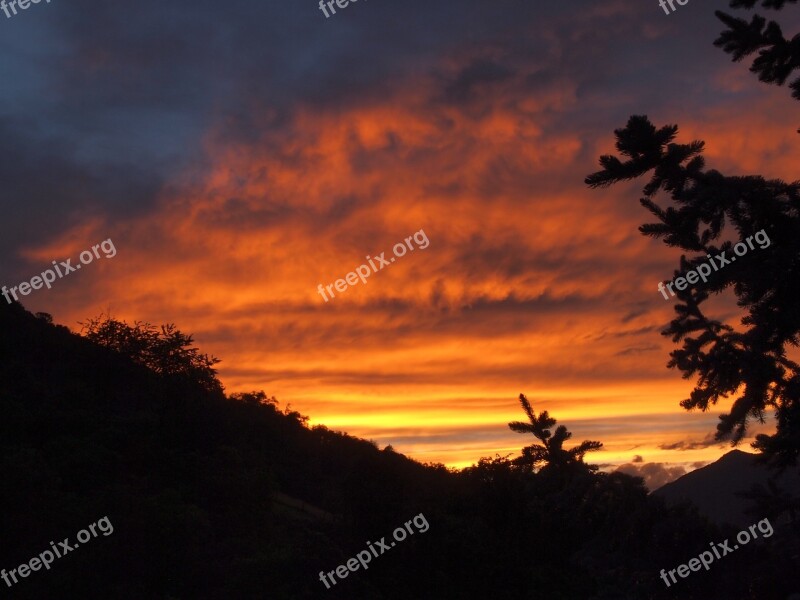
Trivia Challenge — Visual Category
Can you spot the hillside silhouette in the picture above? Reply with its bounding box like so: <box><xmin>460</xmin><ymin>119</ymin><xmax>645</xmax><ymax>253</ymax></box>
<box><xmin>656</xmin><ymin>450</ymin><xmax>800</xmax><ymax>529</ymax></box>
<box><xmin>1</xmin><ymin>301</ymin><xmax>798</xmax><ymax>599</ymax></box>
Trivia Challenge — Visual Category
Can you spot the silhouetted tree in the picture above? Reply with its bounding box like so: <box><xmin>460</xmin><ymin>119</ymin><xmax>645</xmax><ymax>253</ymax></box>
<box><xmin>588</xmin><ymin>0</ymin><xmax>800</xmax><ymax>465</ymax></box>
<box><xmin>80</xmin><ymin>314</ymin><xmax>223</xmax><ymax>394</ymax></box>
<box><xmin>587</xmin><ymin>4</ymin><xmax>800</xmax><ymax>466</ymax></box>
<box><xmin>230</xmin><ymin>390</ymin><xmax>278</xmax><ymax>407</ymax></box>
<box><xmin>586</xmin><ymin>114</ymin><xmax>800</xmax><ymax>466</ymax></box>
<box><xmin>508</xmin><ymin>393</ymin><xmax>603</xmax><ymax>472</ymax></box>
<box><xmin>714</xmin><ymin>0</ymin><xmax>800</xmax><ymax>104</ymax></box>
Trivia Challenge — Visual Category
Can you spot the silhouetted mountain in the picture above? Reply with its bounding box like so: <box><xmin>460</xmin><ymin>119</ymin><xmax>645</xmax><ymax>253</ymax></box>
<box><xmin>655</xmin><ymin>450</ymin><xmax>800</xmax><ymax>528</ymax></box>
<box><xmin>2</xmin><ymin>301</ymin><xmax>799</xmax><ymax>599</ymax></box>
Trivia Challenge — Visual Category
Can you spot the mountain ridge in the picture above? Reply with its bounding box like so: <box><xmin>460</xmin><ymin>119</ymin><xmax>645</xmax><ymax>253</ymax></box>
<box><xmin>655</xmin><ymin>449</ymin><xmax>800</xmax><ymax>528</ymax></box>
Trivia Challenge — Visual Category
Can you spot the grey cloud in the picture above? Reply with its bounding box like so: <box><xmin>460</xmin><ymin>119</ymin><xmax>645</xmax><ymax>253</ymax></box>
<box><xmin>615</xmin><ymin>344</ymin><xmax>660</xmax><ymax>357</ymax></box>
<box><xmin>443</xmin><ymin>60</ymin><xmax>516</xmax><ymax>104</ymax></box>
<box><xmin>659</xmin><ymin>433</ymin><xmax>723</xmax><ymax>451</ymax></box>
<box><xmin>0</xmin><ymin>119</ymin><xmax>166</xmax><ymax>283</ymax></box>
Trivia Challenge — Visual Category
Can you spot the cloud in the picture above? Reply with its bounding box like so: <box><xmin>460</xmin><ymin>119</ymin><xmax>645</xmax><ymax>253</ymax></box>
<box><xmin>632</xmin><ymin>455</ymin><xmax>643</xmax><ymax>463</ymax></box>
<box><xmin>443</xmin><ymin>60</ymin><xmax>515</xmax><ymax>105</ymax></box>
<box><xmin>615</xmin><ymin>462</ymin><xmax>687</xmax><ymax>491</ymax></box>
<box><xmin>615</xmin><ymin>344</ymin><xmax>660</xmax><ymax>357</ymax></box>
<box><xmin>659</xmin><ymin>433</ymin><xmax>723</xmax><ymax>451</ymax></box>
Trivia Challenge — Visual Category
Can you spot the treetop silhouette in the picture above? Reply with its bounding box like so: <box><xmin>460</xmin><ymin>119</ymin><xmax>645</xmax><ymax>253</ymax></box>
<box><xmin>586</xmin><ymin>112</ymin><xmax>800</xmax><ymax>466</ymax></box>
<box><xmin>714</xmin><ymin>0</ymin><xmax>800</xmax><ymax>103</ymax></box>
<box><xmin>508</xmin><ymin>393</ymin><xmax>603</xmax><ymax>472</ymax></box>
<box><xmin>80</xmin><ymin>314</ymin><xmax>223</xmax><ymax>395</ymax></box>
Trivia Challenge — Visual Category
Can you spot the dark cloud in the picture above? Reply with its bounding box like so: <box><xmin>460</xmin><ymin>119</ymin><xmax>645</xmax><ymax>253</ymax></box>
<box><xmin>621</xmin><ymin>307</ymin><xmax>648</xmax><ymax>323</ymax></box>
<box><xmin>443</xmin><ymin>60</ymin><xmax>515</xmax><ymax>104</ymax></box>
<box><xmin>615</xmin><ymin>344</ymin><xmax>659</xmax><ymax>357</ymax></box>
<box><xmin>0</xmin><ymin>119</ymin><xmax>167</xmax><ymax>283</ymax></box>
<box><xmin>659</xmin><ymin>433</ymin><xmax>723</xmax><ymax>451</ymax></box>
<box><xmin>632</xmin><ymin>455</ymin><xmax>643</xmax><ymax>463</ymax></box>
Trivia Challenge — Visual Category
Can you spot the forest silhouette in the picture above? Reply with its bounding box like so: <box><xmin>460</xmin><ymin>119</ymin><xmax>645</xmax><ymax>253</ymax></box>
<box><xmin>0</xmin><ymin>301</ymin><xmax>797</xmax><ymax>599</ymax></box>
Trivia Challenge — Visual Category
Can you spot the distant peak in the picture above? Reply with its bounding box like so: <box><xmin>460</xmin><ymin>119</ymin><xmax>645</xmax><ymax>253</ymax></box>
<box><xmin>721</xmin><ymin>449</ymin><xmax>754</xmax><ymax>458</ymax></box>
<box><xmin>717</xmin><ymin>449</ymin><xmax>757</xmax><ymax>463</ymax></box>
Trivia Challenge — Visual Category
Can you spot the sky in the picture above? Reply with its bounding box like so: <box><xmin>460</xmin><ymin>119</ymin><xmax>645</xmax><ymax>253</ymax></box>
<box><xmin>2</xmin><ymin>0</ymin><xmax>798</xmax><ymax>489</ymax></box>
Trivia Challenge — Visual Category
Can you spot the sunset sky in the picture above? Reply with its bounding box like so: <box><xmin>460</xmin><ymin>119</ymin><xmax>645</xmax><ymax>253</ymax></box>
<box><xmin>2</xmin><ymin>0</ymin><xmax>798</xmax><ymax>488</ymax></box>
